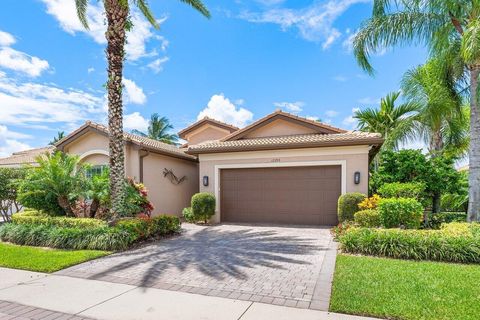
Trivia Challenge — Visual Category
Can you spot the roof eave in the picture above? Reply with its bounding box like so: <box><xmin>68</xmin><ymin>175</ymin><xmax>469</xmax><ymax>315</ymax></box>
<box><xmin>187</xmin><ymin>138</ymin><xmax>384</xmax><ymax>155</ymax></box>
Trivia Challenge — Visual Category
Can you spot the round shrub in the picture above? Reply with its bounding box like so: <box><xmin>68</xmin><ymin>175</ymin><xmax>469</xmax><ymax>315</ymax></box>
<box><xmin>191</xmin><ymin>193</ymin><xmax>216</xmax><ymax>223</ymax></box>
<box><xmin>182</xmin><ymin>207</ymin><xmax>196</xmax><ymax>223</ymax></box>
<box><xmin>354</xmin><ymin>209</ymin><xmax>382</xmax><ymax>227</ymax></box>
<box><xmin>338</xmin><ymin>193</ymin><xmax>366</xmax><ymax>223</ymax></box>
<box><xmin>378</xmin><ymin>198</ymin><xmax>423</xmax><ymax>229</ymax></box>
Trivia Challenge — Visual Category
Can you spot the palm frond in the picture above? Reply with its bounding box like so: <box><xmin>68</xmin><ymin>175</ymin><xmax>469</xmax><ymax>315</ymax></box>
<box><xmin>133</xmin><ymin>0</ymin><xmax>159</xmax><ymax>28</ymax></box>
<box><xmin>75</xmin><ymin>0</ymin><xmax>90</xmax><ymax>29</ymax></box>
<box><xmin>178</xmin><ymin>0</ymin><xmax>211</xmax><ymax>18</ymax></box>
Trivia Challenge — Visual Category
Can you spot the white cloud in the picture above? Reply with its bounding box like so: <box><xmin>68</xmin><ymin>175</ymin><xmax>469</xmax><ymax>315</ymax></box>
<box><xmin>0</xmin><ymin>29</ymin><xmax>49</xmax><ymax>77</ymax></box>
<box><xmin>342</xmin><ymin>29</ymin><xmax>357</xmax><ymax>52</ymax></box>
<box><xmin>147</xmin><ymin>56</ymin><xmax>169</xmax><ymax>73</ymax></box>
<box><xmin>333</xmin><ymin>75</ymin><xmax>347</xmax><ymax>82</ymax></box>
<box><xmin>273</xmin><ymin>101</ymin><xmax>304</xmax><ymax>112</ymax></box>
<box><xmin>240</xmin><ymin>0</ymin><xmax>369</xmax><ymax>48</ymax></box>
<box><xmin>124</xmin><ymin>112</ymin><xmax>149</xmax><ymax>132</ymax></box>
<box><xmin>197</xmin><ymin>94</ymin><xmax>253</xmax><ymax>128</ymax></box>
<box><xmin>358</xmin><ymin>97</ymin><xmax>381</xmax><ymax>105</ymax></box>
<box><xmin>325</xmin><ymin>110</ymin><xmax>339</xmax><ymax>117</ymax></box>
<box><xmin>87</xmin><ymin>67</ymin><xmax>95</xmax><ymax>73</ymax></box>
<box><xmin>0</xmin><ymin>76</ymin><xmax>105</xmax><ymax>127</ymax></box>
<box><xmin>41</xmin><ymin>0</ymin><xmax>167</xmax><ymax>61</ymax></box>
<box><xmin>122</xmin><ymin>78</ymin><xmax>146</xmax><ymax>105</ymax></box>
<box><xmin>0</xmin><ymin>48</ymin><xmax>49</xmax><ymax>77</ymax></box>
<box><xmin>342</xmin><ymin>107</ymin><xmax>360</xmax><ymax>128</ymax></box>
<box><xmin>306</xmin><ymin>116</ymin><xmax>320</xmax><ymax>121</ymax></box>
<box><xmin>0</xmin><ymin>125</ymin><xmax>32</xmax><ymax>157</ymax></box>
<box><xmin>0</xmin><ymin>30</ymin><xmax>15</xmax><ymax>47</ymax></box>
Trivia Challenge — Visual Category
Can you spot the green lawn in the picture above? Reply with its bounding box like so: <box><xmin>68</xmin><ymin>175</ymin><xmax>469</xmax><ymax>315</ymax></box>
<box><xmin>330</xmin><ymin>254</ymin><xmax>480</xmax><ymax>320</ymax></box>
<box><xmin>0</xmin><ymin>242</ymin><xmax>110</xmax><ymax>273</ymax></box>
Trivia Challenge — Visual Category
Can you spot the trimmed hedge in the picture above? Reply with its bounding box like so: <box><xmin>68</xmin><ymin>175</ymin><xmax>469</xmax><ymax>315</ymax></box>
<box><xmin>354</xmin><ymin>209</ymin><xmax>382</xmax><ymax>228</ymax></box>
<box><xmin>378</xmin><ymin>198</ymin><xmax>423</xmax><ymax>229</ymax></box>
<box><xmin>182</xmin><ymin>207</ymin><xmax>195</xmax><ymax>223</ymax></box>
<box><xmin>12</xmin><ymin>213</ymin><xmax>107</xmax><ymax>229</ymax></box>
<box><xmin>338</xmin><ymin>193</ymin><xmax>366</xmax><ymax>223</ymax></box>
<box><xmin>338</xmin><ymin>224</ymin><xmax>480</xmax><ymax>263</ymax></box>
<box><xmin>0</xmin><ymin>215</ymin><xmax>181</xmax><ymax>251</ymax></box>
<box><xmin>378</xmin><ymin>182</ymin><xmax>425</xmax><ymax>199</ymax></box>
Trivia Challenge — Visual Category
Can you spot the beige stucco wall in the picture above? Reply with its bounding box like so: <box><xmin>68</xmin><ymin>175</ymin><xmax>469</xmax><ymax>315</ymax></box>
<box><xmin>243</xmin><ymin>119</ymin><xmax>317</xmax><ymax>138</ymax></box>
<box><xmin>143</xmin><ymin>153</ymin><xmax>199</xmax><ymax>216</ymax></box>
<box><xmin>198</xmin><ymin>145</ymin><xmax>371</xmax><ymax>223</ymax></box>
<box><xmin>62</xmin><ymin>130</ymin><xmax>199</xmax><ymax>217</ymax></box>
<box><xmin>185</xmin><ymin>124</ymin><xmax>231</xmax><ymax>145</ymax></box>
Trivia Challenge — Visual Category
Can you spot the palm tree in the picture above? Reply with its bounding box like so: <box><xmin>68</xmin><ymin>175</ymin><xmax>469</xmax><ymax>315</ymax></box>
<box><xmin>354</xmin><ymin>91</ymin><xmax>419</xmax><ymax>151</ymax></box>
<box><xmin>352</xmin><ymin>0</ymin><xmax>480</xmax><ymax>221</ymax></box>
<box><xmin>75</xmin><ymin>0</ymin><xmax>210</xmax><ymax>215</ymax></box>
<box><xmin>402</xmin><ymin>58</ymin><xmax>469</xmax><ymax>156</ymax></box>
<box><xmin>132</xmin><ymin>113</ymin><xmax>179</xmax><ymax>145</ymax></box>
<box><xmin>49</xmin><ymin>131</ymin><xmax>65</xmax><ymax>145</ymax></box>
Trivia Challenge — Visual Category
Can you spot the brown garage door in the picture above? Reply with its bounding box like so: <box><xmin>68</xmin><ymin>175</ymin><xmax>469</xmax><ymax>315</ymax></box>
<box><xmin>220</xmin><ymin>165</ymin><xmax>341</xmax><ymax>225</ymax></box>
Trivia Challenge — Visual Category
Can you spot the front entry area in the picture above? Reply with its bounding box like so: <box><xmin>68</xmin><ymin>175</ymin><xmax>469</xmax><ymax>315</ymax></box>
<box><xmin>220</xmin><ymin>165</ymin><xmax>342</xmax><ymax>225</ymax></box>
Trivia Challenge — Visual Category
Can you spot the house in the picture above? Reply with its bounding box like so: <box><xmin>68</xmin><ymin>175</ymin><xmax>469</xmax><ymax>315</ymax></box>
<box><xmin>0</xmin><ymin>110</ymin><xmax>382</xmax><ymax>225</ymax></box>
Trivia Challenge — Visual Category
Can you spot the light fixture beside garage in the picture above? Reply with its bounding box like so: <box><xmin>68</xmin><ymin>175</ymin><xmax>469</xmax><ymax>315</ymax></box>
<box><xmin>203</xmin><ymin>176</ymin><xmax>209</xmax><ymax>187</ymax></box>
<box><xmin>354</xmin><ymin>171</ymin><xmax>361</xmax><ymax>185</ymax></box>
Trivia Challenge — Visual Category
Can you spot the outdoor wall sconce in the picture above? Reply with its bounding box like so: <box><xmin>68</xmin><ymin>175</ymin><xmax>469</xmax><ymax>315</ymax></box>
<box><xmin>354</xmin><ymin>171</ymin><xmax>361</xmax><ymax>185</ymax></box>
<box><xmin>203</xmin><ymin>176</ymin><xmax>209</xmax><ymax>187</ymax></box>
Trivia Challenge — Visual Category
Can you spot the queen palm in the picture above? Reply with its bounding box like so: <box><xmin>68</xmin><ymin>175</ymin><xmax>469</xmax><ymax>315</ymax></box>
<box><xmin>353</xmin><ymin>0</ymin><xmax>480</xmax><ymax>221</ymax></box>
<box><xmin>75</xmin><ymin>0</ymin><xmax>209</xmax><ymax>215</ymax></box>
<box><xmin>354</xmin><ymin>91</ymin><xmax>419</xmax><ymax>151</ymax></box>
<box><xmin>132</xmin><ymin>113</ymin><xmax>179</xmax><ymax>145</ymax></box>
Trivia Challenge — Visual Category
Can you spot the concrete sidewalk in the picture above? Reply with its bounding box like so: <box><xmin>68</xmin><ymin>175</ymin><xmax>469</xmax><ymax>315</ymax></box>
<box><xmin>0</xmin><ymin>267</ymin><xmax>377</xmax><ymax>320</ymax></box>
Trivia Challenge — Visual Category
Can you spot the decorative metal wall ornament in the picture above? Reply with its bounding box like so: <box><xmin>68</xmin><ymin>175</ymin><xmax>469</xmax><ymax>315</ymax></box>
<box><xmin>163</xmin><ymin>168</ymin><xmax>187</xmax><ymax>185</ymax></box>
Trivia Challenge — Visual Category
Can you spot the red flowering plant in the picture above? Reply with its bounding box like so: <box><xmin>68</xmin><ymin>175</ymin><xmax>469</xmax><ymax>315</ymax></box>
<box><xmin>121</xmin><ymin>178</ymin><xmax>154</xmax><ymax>217</ymax></box>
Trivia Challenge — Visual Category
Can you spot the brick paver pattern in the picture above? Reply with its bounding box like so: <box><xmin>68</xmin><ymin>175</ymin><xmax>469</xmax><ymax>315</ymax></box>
<box><xmin>57</xmin><ymin>224</ymin><xmax>334</xmax><ymax>309</ymax></box>
<box><xmin>0</xmin><ymin>300</ymin><xmax>93</xmax><ymax>320</ymax></box>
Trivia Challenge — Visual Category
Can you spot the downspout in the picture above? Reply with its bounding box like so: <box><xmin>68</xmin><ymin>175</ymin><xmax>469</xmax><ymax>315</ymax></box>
<box><xmin>139</xmin><ymin>149</ymin><xmax>150</xmax><ymax>183</ymax></box>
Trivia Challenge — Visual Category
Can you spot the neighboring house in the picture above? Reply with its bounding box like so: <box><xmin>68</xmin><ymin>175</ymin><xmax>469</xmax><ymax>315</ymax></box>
<box><xmin>0</xmin><ymin>110</ymin><xmax>383</xmax><ymax>225</ymax></box>
<box><xmin>0</xmin><ymin>146</ymin><xmax>55</xmax><ymax>168</ymax></box>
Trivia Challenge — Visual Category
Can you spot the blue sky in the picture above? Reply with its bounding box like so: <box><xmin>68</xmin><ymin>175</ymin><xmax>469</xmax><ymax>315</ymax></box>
<box><xmin>0</xmin><ymin>0</ymin><xmax>427</xmax><ymax>156</ymax></box>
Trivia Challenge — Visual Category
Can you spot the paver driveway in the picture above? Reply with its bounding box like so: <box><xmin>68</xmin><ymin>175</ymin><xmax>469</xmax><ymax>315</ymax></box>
<box><xmin>57</xmin><ymin>224</ymin><xmax>335</xmax><ymax>309</ymax></box>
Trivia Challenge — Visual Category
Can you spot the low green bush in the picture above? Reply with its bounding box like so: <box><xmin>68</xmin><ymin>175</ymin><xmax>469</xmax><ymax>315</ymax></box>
<box><xmin>378</xmin><ymin>182</ymin><xmax>426</xmax><ymax>199</ymax></box>
<box><xmin>12</xmin><ymin>213</ymin><xmax>107</xmax><ymax>229</ymax></box>
<box><xmin>0</xmin><ymin>223</ymin><xmax>133</xmax><ymax>251</ymax></box>
<box><xmin>191</xmin><ymin>193</ymin><xmax>216</xmax><ymax>223</ymax></box>
<box><xmin>182</xmin><ymin>207</ymin><xmax>196</xmax><ymax>223</ymax></box>
<box><xmin>338</xmin><ymin>193</ymin><xmax>366</xmax><ymax>223</ymax></box>
<box><xmin>424</xmin><ymin>212</ymin><xmax>467</xmax><ymax>229</ymax></box>
<box><xmin>1</xmin><ymin>215</ymin><xmax>181</xmax><ymax>251</ymax></box>
<box><xmin>338</xmin><ymin>224</ymin><xmax>480</xmax><ymax>263</ymax></box>
<box><xmin>378</xmin><ymin>198</ymin><xmax>423</xmax><ymax>229</ymax></box>
<box><xmin>354</xmin><ymin>210</ymin><xmax>382</xmax><ymax>228</ymax></box>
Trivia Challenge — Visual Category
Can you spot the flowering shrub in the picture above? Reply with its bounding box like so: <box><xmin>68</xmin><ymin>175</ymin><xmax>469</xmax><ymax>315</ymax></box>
<box><xmin>358</xmin><ymin>194</ymin><xmax>381</xmax><ymax>210</ymax></box>
<box><xmin>121</xmin><ymin>178</ymin><xmax>154</xmax><ymax>217</ymax></box>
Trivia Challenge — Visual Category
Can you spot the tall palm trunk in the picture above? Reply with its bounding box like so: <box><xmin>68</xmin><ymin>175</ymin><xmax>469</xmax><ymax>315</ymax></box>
<box><xmin>431</xmin><ymin>130</ymin><xmax>443</xmax><ymax>214</ymax></box>
<box><xmin>468</xmin><ymin>67</ymin><xmax>480</xmax><ymax>222</ymax></box>
<box><xmin>105</xmin><ymin>0</ymin><xmax>128</xmax><ymax>216</ymax></box>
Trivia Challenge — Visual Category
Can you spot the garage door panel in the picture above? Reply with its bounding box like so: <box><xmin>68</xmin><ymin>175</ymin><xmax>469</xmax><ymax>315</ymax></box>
<box><xmin>220</xmin><ymin>166</ymin><xmax>341</xmax><ymax>225</ymax></box>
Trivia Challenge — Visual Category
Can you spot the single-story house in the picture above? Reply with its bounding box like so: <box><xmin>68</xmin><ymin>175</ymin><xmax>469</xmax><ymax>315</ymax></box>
<box><xmin>0</xmin><ymin>110</ymin><xmax>382</xmax><ymax>225</ymax></box>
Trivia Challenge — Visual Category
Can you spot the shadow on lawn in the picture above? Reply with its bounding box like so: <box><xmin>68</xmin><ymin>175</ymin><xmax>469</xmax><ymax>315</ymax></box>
<box><xmin>85</xmin><ymin>225</ymin><xmax>327</xmax><ymax>288</ymax></box>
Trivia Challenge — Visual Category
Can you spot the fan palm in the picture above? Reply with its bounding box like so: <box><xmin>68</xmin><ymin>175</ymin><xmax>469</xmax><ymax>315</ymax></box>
<box><xmin>353</xmin><ymin>0</ymin><xmax>480</xmax><ymax>221</ymax></box>
<box><xmin>354</xmin><ymin>91</ymin><xmax>419</xmax><ymax>151</ymax></box>
<box><xmin>132</xmin><ymin>113</ymin><xmax>179</xmax><ymax>145</ymax></box>
<box><xmin>75</xmin><ymin>0</ymin><xmax>210</xmax><ymax>215</ymax></box>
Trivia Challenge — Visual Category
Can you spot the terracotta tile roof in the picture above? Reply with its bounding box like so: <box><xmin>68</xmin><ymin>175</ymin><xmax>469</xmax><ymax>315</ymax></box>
<box><xmin>0</xmin><ymin>146</ymin><xmax>55</xmax><ymax>167</ymax></box>
<box><xmin>187</xmin><ymin>131</ymin><xmax>383</xmax><ymax>154</ymax></box>
<box><xmin>222</xmin><ymin>110</ymin><xmax>346</xmax><ymax>141</ymax></box>
<box><xmin>178</xmin><ymin>117</ymin><xmax>239</xmax><ymax>139</ymax></box>
<box><xmin>56</xmin><ymin>121</ymin><xmax>197</xmax><ymax>161</ymax></box>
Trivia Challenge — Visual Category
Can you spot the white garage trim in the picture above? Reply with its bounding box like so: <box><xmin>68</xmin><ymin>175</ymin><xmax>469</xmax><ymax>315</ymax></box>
<box><xmin>213</xmin><ymin>160</ymin><xmax>347</xmax><ymax>221</ymax></box>
<box><xmin>79</xmin><ymin>149</ymin><xmax>109</xmax><ymax>161</ymax></box>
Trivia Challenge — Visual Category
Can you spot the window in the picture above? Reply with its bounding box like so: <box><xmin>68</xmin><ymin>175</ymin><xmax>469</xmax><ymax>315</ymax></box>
<box><xmin>86</xmin><ymin>165</ymin><xmax>108</xmax><ymax>179</ymax></box>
